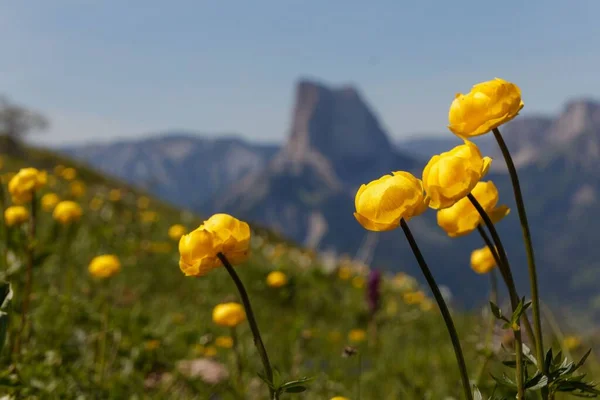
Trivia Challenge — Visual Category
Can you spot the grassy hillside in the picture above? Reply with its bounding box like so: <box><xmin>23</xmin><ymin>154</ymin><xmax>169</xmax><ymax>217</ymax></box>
<box><xmin>0</xmin><ymin>142</ymin><xmax>598</xmax><ymax>399</ymax></box>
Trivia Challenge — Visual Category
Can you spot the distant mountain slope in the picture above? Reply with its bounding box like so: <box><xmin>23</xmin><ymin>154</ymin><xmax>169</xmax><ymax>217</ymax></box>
<box><xmin>62</xmin><ymin>133</ymin><xmax>279</xmax><ymax>209</ymax></box>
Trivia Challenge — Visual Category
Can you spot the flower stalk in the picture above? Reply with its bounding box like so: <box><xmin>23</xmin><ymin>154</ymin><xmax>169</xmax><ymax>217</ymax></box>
<box><xmin>231</xmin><ymin>326</ymin><xmax>244</xmax><ymax>391</ymax></box>
<box><xmin>468</xmin><ymin>194</ymin><xmax>524</xmax><ymax>399</ymax></box>
<box><xmin>218</xmin><ymin>252</ymin><xmax>276</xmax><ymax>399</ymax></box>
<box><xmin>492</xmin><ymin>127</ymin><xmax>545</xmax><ymax>380</ymax></box>
<box><xmin>400</xmin><ymin>218</ymin><xmax>473</xmax><ymax>400</ymax></box>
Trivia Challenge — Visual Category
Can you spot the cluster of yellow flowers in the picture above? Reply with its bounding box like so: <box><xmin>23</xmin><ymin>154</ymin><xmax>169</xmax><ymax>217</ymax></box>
<box><xmin>179</xmin><ymin>214</ymin><xmax>250</xmax><ymax>277</ymax></box>
<box><xmin>8</xmin><ymin>168</ymin><xmax>47</xmax><ymax>204</ymax></box>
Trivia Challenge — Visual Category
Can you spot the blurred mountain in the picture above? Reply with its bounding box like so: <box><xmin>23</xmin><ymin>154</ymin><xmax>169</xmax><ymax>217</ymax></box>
<box><xmin>62</xmin><ymin>133</ymin><xmax>278</xmax><ymax>209</ymax></box>
<box><xmin>62</xmin><ymin>83</ymin><xmax>600</xmax><ymax>309</ymax></box>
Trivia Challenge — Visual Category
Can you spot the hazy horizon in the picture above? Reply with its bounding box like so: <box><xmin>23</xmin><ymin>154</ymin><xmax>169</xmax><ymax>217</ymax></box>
<box><xmin>2</xmin><ymin>1</ymin><xmax>599</xmax><ymax>146</ymax></box>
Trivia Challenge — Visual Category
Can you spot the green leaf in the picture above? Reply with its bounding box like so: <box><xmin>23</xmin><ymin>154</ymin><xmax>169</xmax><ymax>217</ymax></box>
<box><xmin>284</xmin><ymin>386</ymin><xmax>307</xmax><ymax>393</ymax></box>
<box><xmin>489</xmin><ymin>301</ymin><xmax>505</xmax><ymax>321</ymax></box>
<box><xmin>0</xmin><ymin>282</ymin><xmax>12</xmax><ymax>309</ymax></box>
<box><xmin>257</xmin><ymin>372</ymin><xmax>275</xmax><ymax>390</ymax></box>
<box><xmin>510</xmin><ymin>297</ymin><xmax>532</xmax><ymax>328</ymax></box>
<box><xmin>0</xmin><ymin>311</ymin><xmax>8</xmax><ymax>355</ymax></box>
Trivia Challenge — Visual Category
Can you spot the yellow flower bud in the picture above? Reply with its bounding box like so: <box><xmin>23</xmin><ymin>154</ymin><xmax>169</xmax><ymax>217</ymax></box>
<box><xmin>8</xmin><ymin>168</ymin><xmax>47</xmax><ymax>204</ymax></box>
<box><xmin>168</xmin><ymin>224</ymin><xmax>187</xmax><ymax>241</ymax></box>
<box><xmin>470</xmin><ymin>246</ymin><xmax>497</xmax><ymax>274</ymax></box>
<box><xmin>449</xmin><ymin>78</ymin><xmax>524</xmax><ymax>138</ymax></box>
<box><xmin>178</xmin><ymin>228</ymin><xmax>223</xmax><ymax>276</ymax></box>
<box><xmin>41</xmin><ymin>193</ymin><xmax>60</xmax><ymax>212</ymax></box>
<box><xmin>203</xmin><ymin>214</ymin><xmax>251</xmax><ymax>264</ymax></box>
<box><xmin>212</xmin><ymin>303</ymin><xmax>246</xmax><ymax>327</ymax></box>
<box><xmin>214</xmin><ymin>336</ymin><xmax>234</xmax><ymax>349</ymax></box>
<box><xmin>89</xmin><ymin>254</ymin><xmax>121</xmax><ymax>279</ymax></box>
<box><xmin>69</xmin><ymin>180</ymin><xmax>86</xmax><ymax>198</ymax></box>
<box><xmin>266</xmin><ymin>271</ymin><xmax>288</xmax><ymax>288</ymax></box>
<box><xmin>348</xmin><ymin>329</ymin><xmax>366</xmax><ymax>343</ymax></box>
<box><xmin>354</xmin><ymin>171</ymin><xmax>428</xmax><ymax>231</ymax></box>
<box><xmin>437</xmin><ymin>181</ymin><xmax>510</xmax><ymax>237</ymax></box>
<box><xmin>422</xmin><ymin>141</ymin><xmax>492</xmax><ymax>209</ymax></box>
<box><xmin>4</xmin><ymin>206</ymin><xmax>29</xmax><ymax>227</ymax></box>
<box><xmin>53</xmin><ymin>201</ymin><xmax>83</xmax><ymax>225</ymax></box>
<box><xmin>61</xmin><ymin>167</ymin><xmax>77</xmax><ymax>181</ymax></box>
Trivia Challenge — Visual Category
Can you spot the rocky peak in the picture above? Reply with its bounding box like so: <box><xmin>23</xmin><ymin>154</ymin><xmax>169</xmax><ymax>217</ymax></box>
<box><xmin>548</xmin><ymin>99</ymin><xmax>600</xmax><ymax>145</ymax></box>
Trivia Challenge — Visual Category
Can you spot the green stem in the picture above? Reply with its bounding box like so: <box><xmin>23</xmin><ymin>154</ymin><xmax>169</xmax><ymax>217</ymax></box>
<box><xmin>218</xmin><ymin>253</ymin><xmax>277</xmax><ymax>400</ymax></box>
<box><xmin>231</xmin><ymin>326</ymin><xmax>244</xmax><ymax>391</ymax></box>
<box><xmin>493</xmin><ymin>127</ymin><xmax>545</xmax><ymax>378</ymax></box>
<box><xmin>476</xmin><ymin>225</ymin><xmax>536</xmax><ymax>350</ymax></box>
<box><xmin>357</xmin><ymin>352</ymin><xmax>362</xmax><ymax>400</ymax></box>
<box><xmin>476</xmin><ymin>271</ymin><xmax>498</xmax><ymax>386</ymax></box>
<box><xmin>468</xmin><ymin>195</ymin><xmax>524</xmax><ymax>399</ymax></box>
<box><xmin>400</xmin><ymin>218</ymin><xmax>473</xmax><ymax>400</ymax></box>
<box><xmin>97</xmin><ymin>293</ymin><xmax>109</xmax><ymax>385</ymax></box>
<box><xmin>14</xmin><ymin>192</ymin><xmax>37</xmax><ymax>354</ymax></box>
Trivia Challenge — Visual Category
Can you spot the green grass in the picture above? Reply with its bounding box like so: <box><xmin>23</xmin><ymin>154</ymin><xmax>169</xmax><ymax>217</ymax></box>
<box><xmin>0</xmin><ymin>142</ymin><xmax>597</xmax><ymax>399</ymax></box>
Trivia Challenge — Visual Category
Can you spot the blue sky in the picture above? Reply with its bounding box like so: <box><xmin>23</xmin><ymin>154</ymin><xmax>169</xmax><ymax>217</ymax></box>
<box><xmin>1</xmin><ymin>0</ymin><xmax>599</xmax><ymax>146</ymax></box>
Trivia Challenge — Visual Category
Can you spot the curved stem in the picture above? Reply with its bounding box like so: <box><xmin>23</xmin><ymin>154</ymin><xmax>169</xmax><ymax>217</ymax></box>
<box><xmin>218</xmin><ymin>253</ymin><xmax>277</xmax><ymax>399</ymax></box>
<box><xmin>468</xmin><ymin>195</ymin><xmax>524</xmax><ymax>399</ymax></box>
<box><xmin>476</xmin><ymin>270</ymin><xmax>498</xmax><ymax>386</ymax></box>
<box><xmin>231</xmin><ymin>326</ymin><xmax>244</xmax><ymax>391</ymax></box>
<box><xmin>476</xmin><ymin>226</ymin><xmax>536</xmax><ymax>349</ymax></box>
<box><xmin>400</xmin><ymin>219</ymin><xmax>473</xmax><ymax>400</ymax></box>
<box><xmin>493</xmin><ymin>127</ymin><xmax>545</xmax><ymax>376</ymax></box>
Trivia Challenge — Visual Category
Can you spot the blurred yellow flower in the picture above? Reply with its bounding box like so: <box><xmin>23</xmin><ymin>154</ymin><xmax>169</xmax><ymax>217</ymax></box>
<box><xmin>203</xmin><ymin>214</ymin><xmax>251</xmax><ymax>265</ymax></box>
<box><xmin>8</xmin><ymin>168</ymin><xmax>47</xmax><ymax>204</ymax></box>
<box><xmin>337</xmin><ymin>265</ymin><xmax>352</xmax><ymax>281</ymax></box>
<box><xmin>61</xmin><ymin>167</ymin><xmax>77</xmax><ymax>181</ymax></box>
<box><xmin>203</xmin><ymin>345</ymin><xmax>218</xmax><ymax>357</ymax></box>
<box><xmin>212</xmin><ymin>303</ymin><xmax>246</xmax><ymax>327</ymax></box>
<box><xmin>137</xmin><ymin>196</ymin><xmax>150</xmax><ymax>209</ymax></box>
<box><xmin>89</xmin><ymin>254</ymin><xmax>121</xmax><ymax>279</ymax></box>
<box><xmin>168</xmin><ymin>224</ymin><xmax>187</xmax><ymax>241</ymax></box>
<box><xmin>53</xmin><ymin>201</ymin><xmax>83</xmax><ymax>225</ymax></box>
<box><xmin>422</xmin><ymin>141</ymin><xmax>491</xmax><ymax>210</ymax></box>
<box><xmin>330</xmin><ymin>397</ymin><xmax>350</xmax><ymax>400</ymax></box>
<box><xmin>140</xmin><ymin>211</ymin><xmax>158</xmax><ymax>224</ymax></box>
<box><xmin>385</xmin><ymin>299</ymin><xmax>398</xmax><ymax>316</ymax></box>
<box><xmin>354</xmin><ymin>171</ymin><xmax>428</xmax><ymax>231</ymax></box>
<box><xmin>348</xmin><ymin>329</ymin><xmax>367</xmax><ymax>343</ymax></box>
<box><xmin>470</xmin><ymin>246</ymin><xmax>497</xmax><ymax>274</ymax></box>
<box><xmin>352</xmin><ymin>276</ymin><xmax>365</xmax><ymax>289</ymax></box>
<box><xmin>563</xmin><ymin>335</ymin><xmax>582</xmax><ymax>351</ymax></box>
<box><xmin>449</xmin><ymin>78</ymin><xmax>524</xmax><ymax>138</ymax></box>
<box><xmin>328</xmin><ymin>331</ymin><xmax>342</xmax><ymax>343</ymax></box>
<box><xmin>214</xmin><ymin>336</ymin><xmax>234</xmax><ymax>349</ymax></box>
<box><xmin>54</xmin><ymin>165</ymin><xmax>65</xmax><ymax>175</ymax></box>
<box><xmin>41</xmin><ymin>192</ymin><xmax>60</xmax><ymax>212</ymax></box>
<box><xmin>108</xmin><ymin>189</ymin><xmax>121</xmax><ymax>202</ymax></box>
<box><xmin>5</xmin><ymin>206</ymin><xmax>29</xmax><ymax>227</ymax></box>
<box><xmin>193</xmin><ymin>344</ymin><xmax>206</xmax><ymax>356</ymax></box>
<box><xmin>144</xmin><ymin>339</ymin><xmax>161</xmax><ymax>351</ymax></box>
<box><xmin>89</xmin><ymin>197</ymin><xmax>104</xmax><ymax>211</ymax></box>
<box><xmin>69</xmin><ymin>180</ymin><xmax>86</xmax><ymax>198</ymax></box>
<box><xmin>266</xmin><ymin>271</ymin><xmax>288</xmax><ymax>288</ymax></box>
<box><xmin>437</xmin><ymin>181</ymin><xmax>510</xmax><ymax>237</ymax></box>
<box><xmin>403</xmin><ymin>290</ymin><xmax>426</xmax><ymax>305</ymax></box>
<box><xmin>420</xmin><ymin>298</ymin><xmax>435</xmax><ymax>312</ymax></box>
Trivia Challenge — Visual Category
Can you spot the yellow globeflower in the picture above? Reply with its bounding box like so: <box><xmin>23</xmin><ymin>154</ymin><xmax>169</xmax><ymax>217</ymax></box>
<box><xmin>403</xmin><ymin>290</ymin><xmax>426</xmax><ymax>305</ymax></box>
<box><xmin>41</xmin><ymin>193</ymin><xmax>60</xmax><ymax>212</ymax></box>
<box><xmin>212</xmin><ymin>303</ymin><xmax>246</xmax><ymax>327</ymax></box>
<box><xmin>470</xmin><ymin>246</ymin><xmax>497</xmax><ymax>274</ymax></box>
<box><xmin>348</xmin><ymin>329</ymin><xmax>367</xmax><ymax>343</ymax></box>
<box><xmin>449</xmin><ymin>78</ymin><xmax>524</xmax><ymax>138</ymax></box>
<box><xmin>423</xmin><ymin>141</ymin><xmax>491</xmax><ymax>210</ymax></box>
<box><xmin>108</xmin><ymin>189</ymin><xmax>122</xmax><ymax>202</ymax></box>
<box><xmin>354</xmin><ymin>171</ymin><xmax>428</xmax><ymax>231</ymax></box>
<box><xmin>214</xmin><ymin>336</ymin><xmax>234</xmax><ymax>349</ymax></box>
<box><xmin>140</xmin><ymin>211</ymin><xmax>158</xmax><ymax>224</ymax></box>
<box><xmin>53</xmin><ymin>201</ymin><xmax>83</xmax><ymax>225</ymax></box>
<box><xmin>337</xmin><ymin>265</ymin><xmax>352</xmax><ymax>281</ymax></box>
<box><xmin>203</xmin><ymin>214</ymin><xmax>251</xmax><ymax>264</ymax></box>
<box><xmin>137</xmin><ymin>196</ymin><xmax>150</xmax><ymax>209</ymax></box>
<box><xmin>4</xmin><ymin>206</ymin><xmax>29</xmax><ymax>227</ymax></box>
<box><xmin>89</xmin><ymin>254</ymin><xmax>121</xmax><ymax>279</ymax></box>
<box><xmin>70</xmin><ymin>180</ymin><xmax>86</xmax><ymax>198</ymax></box>
<box><xmin>8</xmin><ymin>168</ymin><xmax>47</xmax><ymax>204</ymax></box>
<box><xmin>61</xmin><ymin>167</ymin><xmax>77</xmax><ymax>181</ymax></box>
<box><xmin>563</xmin><ymin>335</ymin><xmax>582</xmax><ymax>351</ymax></box>
<box><xmin>178</xmin><ymin>228</ymin><xmax>223</xmax><ymax>277</ymax></box>
<box><xmin>330</xmin><ymin>397</ymin><xmax>350</xmax><ymax>400</ymax></box>
<box><xmin>168</xmin><ymin>224</ymin><xmax>187</xmax><ymax>241</ymax></box>
<box><xmin>437</xmin><ymin>181</ymin><xmax>510</xmax><ymax>238</ymax></box>
<box><xmin>266</xmin><ymin>271</ymin><xmax>288</xmax><ymax>288</ymax></box>
<box><xmin>204</xmin><ymin>345</ymin><xmax>218</xmax><ymax>357</ymax></box>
